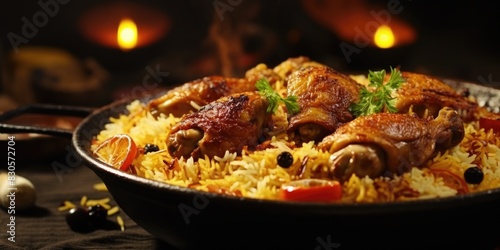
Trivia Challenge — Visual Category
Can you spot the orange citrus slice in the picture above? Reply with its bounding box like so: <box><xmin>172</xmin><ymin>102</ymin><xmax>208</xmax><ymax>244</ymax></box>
<box><xmin>430</xmin><ymin>169</ymin><xmax>469</xmax><ymax>195</ymax></box>
<box><xmin>93</xmin><ymin>134</ymin><xmax>137</xmax><ymax>171</ymax></box>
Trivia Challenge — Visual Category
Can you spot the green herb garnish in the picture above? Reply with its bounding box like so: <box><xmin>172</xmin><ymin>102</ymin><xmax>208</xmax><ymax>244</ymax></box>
<box><xmin>350</xmin><ymin>67</ymin><xmax>405</xmax><ymax>117</ymax></box>
<box><xmin>256</xmin><ymin>78</ymin><xmax>300</xmax><ymax>115</ymax></box>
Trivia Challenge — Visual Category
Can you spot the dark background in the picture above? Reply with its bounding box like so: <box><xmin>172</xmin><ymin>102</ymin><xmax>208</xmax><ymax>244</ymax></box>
<box><xmin>1</xmin><ymin>0</ymin><xmax>499</xmax><ymax>105</ymax></box>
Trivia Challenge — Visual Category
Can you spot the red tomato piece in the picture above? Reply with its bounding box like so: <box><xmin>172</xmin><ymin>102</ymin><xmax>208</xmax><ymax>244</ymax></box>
<box><xmin>280</xmin><ymin>179</ymin><xmax>342</xmax><ymax>202</ymax></box>
<box><xmin>479</xmin><ymin>117</ymin><xmax>500</xmax><ymax>134</ymax></box>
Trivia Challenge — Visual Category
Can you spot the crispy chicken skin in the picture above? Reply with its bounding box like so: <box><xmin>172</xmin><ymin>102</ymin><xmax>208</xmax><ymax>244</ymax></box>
<box><xmin>317</xmin><ymin>107</ymin><xmax>464</xmax><ymax>181</ymax></box>
<box><xmin>166</xmin><ymin>92</ymin><xmax>272</xmax><ymax>160</ymax></box>
<box><xmin>272</xmin><ymin>56</ymin><xmax>326</xmax><ymax>82</ymax></box>
<box><xmin>245</xmin><ymin>63</ymin><xmax>283</xmax><ymax>86</ymax></box>
<box><xmin>245</xmin><ymin>56</ymin><xmax>326</xmax><ymax>87</ymax></box>
<box><xmin>147</xmin><ymin>76</ymin><xmax>256</xmax><ymax>117</ymax></box>
<box><xmin>147</xmin><ymin>56</ymin><xmax>326</xmax><ymax>118</ymax></box>
<box><xmin>286</xmin><ymin>65</ymin><xmax>363</xmax><ymax>144</ymax></box>
<box><xmin>394</xmin><ymin>72</ymin><xmax>478</xmax><ymax>121</ymax></box>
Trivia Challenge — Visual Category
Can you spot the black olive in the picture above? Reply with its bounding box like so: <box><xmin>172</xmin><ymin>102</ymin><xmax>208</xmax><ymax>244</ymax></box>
<box><xmin>66</xmin><ymin>207</ymin><xmax>93</xmax><ymax>232</ymax></box>
<box><xmin>277</xmin><ymin>151</ymin><xmax>294</xmax><ymax>168</ymax></box>
<box><xmin>464</xmin><ymin>167</ymin><xmax>484</xmax><ymax>184</ymax></box>
<box><xmin>461</xmin><ymin>88</ymin><xmax>470</xmax><ymax>97</ymax></box>
<box><xmin>88</xmin><ymin>204</ymin><xmax>108</xmax><ymax>226</ymax></box>
<box><xmin>144</xmin><ymin>144</ymin><xmax>160</xmax><ymax>154</ymax></box>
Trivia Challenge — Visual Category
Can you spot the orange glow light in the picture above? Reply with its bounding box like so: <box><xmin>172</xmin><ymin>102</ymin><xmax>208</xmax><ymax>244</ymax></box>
<box><xmin>117</xmin><ymin>18</ymin><xmax>138</xmax><ymax>51</ymax></box>
<box><xmin>79</xmin><ymin>2</ymin><xmax>170</xmax><ymax>50</ymax></box>
<box><xmin>374</xmin><ymin>25</ymin><xmax>395</xmax><ymax>49</ymax></box>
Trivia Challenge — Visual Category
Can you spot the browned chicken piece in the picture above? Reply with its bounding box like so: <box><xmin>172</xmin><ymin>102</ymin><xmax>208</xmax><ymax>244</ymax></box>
<box><xmin>316</xmin><ymin>107</ymin><xmax>465</xmax><ymax>182</ymax></box>
<box><xmin>393</xmin><ymin>72</ymin><xmax>478</xmax><ymax>121</ymax></box>
<box><xmin>245</xmin><ymin>63</ymin><xmax>283</xmax><ymax>86</ymax></box>
<box><xmin>272</xmin><ymin>56</ymin><xmax>326</xmax><ymax>81</ymax></box>
<box><xmin>146</xmin><ymin>76</ymin><xmax>256</xmax><ymax>117</ymax></box>
<box><xmin>166</xmin><ymin>92</ymin><xmax>272</xmax><ymax>160</ymax></box>
<box><xmin>147</xmin><ymin>57</ymin><xmax>325</xmax><ymax>118</ymax></box>
<box><xmin>286</xmin><ymin>65</ymin><xmax>363</xmax><ymax>144</ymax></box>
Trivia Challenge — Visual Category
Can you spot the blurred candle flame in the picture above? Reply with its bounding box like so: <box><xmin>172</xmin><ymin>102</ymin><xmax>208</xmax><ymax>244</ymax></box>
<box><xmin>374</xmin><ymin>25</ymin><xmax>395</xmax><ymax>49</ymax></box>
<box><xmin>80</xmin><ymin>2</ymin><xmax>170</xmax><ymax>50</ymax></box>
<box><xmin>117</xmin><ymin>18</ymin><xmax>138</xmax><ymax>51</ymax></box>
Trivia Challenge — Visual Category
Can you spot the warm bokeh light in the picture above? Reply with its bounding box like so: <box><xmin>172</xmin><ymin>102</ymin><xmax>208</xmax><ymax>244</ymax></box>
<box><xmin>79</xmin><ymin>2</ymin><xmax>170</xmax><ymax>50</ymax></box>
<box><xmin>117</xmin><ymin>19</ymin><xmax>138</xmax><ymax>51</ymax></box>
<box><xmin>374</xmin><ymin>25</ymin><xmax>395</xmax><ymax>49</ymax></box>
<box><xmin>301</xmin><ymin>0</ymin><xmax>417</xmax><ymax>48</ymax></box>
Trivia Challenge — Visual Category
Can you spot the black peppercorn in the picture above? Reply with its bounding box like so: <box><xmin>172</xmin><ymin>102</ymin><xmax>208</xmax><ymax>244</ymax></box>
<box><xmin>464</xmin><ymin>167</ymin><xmax>484</xmax><ymax>184</ymax></box>
<box><xmin>461</xmin><ymin>88</ymin><xmax>470</xmax><ymax>97</ymax></box>
<box><xmin>144</xmin><ymin>144</ymin><xmax>160</xmax><ymax>154</ymax></box>
<box><xmin>277</xmin><ymin>151</ymin><xmax>294</xmax><ymax>168</ymax></box>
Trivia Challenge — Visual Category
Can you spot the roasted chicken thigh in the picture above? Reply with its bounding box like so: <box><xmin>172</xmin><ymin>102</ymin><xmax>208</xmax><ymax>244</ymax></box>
<box><xmin>147</xmin><ymin>76</ymin><xmax>256</xmax><ymax>117</ymax></box>
<box><xmin>286</xmin><ymin>65</ymin><xmax>363</xmax><ymax>144</ymax></box>
<box><xmin>166</xmin><ymin>92</ymin><xmax>272</xmax><ymax>160</ymax></box>
<box><xmin>147</xmin><ymin>56</ymin><xmax>326</xmax><ymax>118</ymax></box>
<box><xmin>317</xmin><ymin>107</ymin><xmax>465</xmax><ymax>181</ymax></box>
<box><xmin>393</xmin><ymin>72</ymin><xmax>478</xmax><ymax>121</ymax></box>
<box><xmin>272</xmin><ymin>56</ymin><xmax>326</xmax><ymax>81</ymax></box>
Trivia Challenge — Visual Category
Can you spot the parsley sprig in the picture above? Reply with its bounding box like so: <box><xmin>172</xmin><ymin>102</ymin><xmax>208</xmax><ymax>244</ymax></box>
<box><xmin>350</xmin><ymin>67</ymin><xmax>405</xmax><ymax>117</ymax></box>
<box><xmin>256</xmin><ymin>78</ymin><xmax>300</xmax><ymax>115</ymax></box>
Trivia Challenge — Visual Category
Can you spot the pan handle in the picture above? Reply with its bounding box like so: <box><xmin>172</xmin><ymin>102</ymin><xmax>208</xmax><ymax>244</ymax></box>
<box><xmin>0</xmin><ymin>103</ymin><xmax>94</xmax><ymax>138</ymax></box>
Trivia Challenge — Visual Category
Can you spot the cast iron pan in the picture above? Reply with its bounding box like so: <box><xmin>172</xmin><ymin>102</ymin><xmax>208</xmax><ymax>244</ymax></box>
<box><xmin>1</xmin><ymin>78</ymin><xmax>500</xmax><ymax>250</ymax></box>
